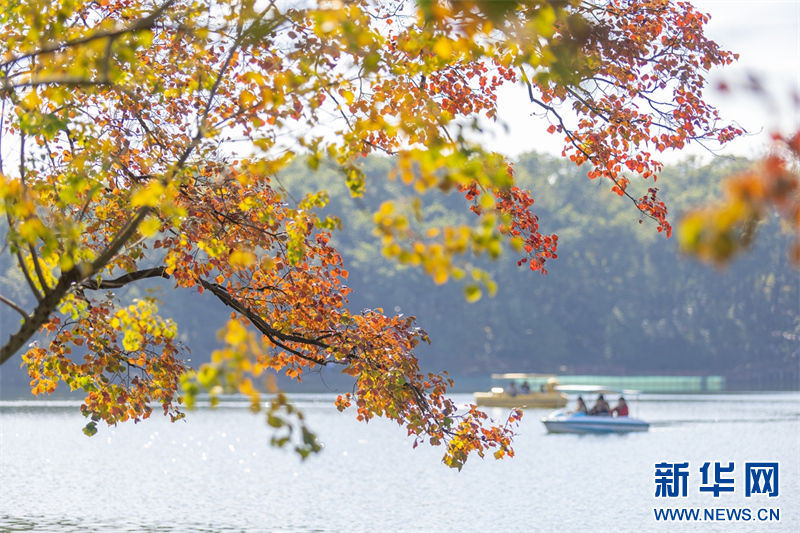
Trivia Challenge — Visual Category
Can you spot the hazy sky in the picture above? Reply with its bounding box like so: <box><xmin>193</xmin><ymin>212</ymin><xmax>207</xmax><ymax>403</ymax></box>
<box><xmin>481</xmin><ymin>1</ymin><xmax>800</xmax><ymax>163</ymax></box>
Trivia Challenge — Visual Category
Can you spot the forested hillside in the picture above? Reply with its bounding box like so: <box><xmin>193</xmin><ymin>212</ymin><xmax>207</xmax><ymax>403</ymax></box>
<box><xmin>2</xmin><ymin>153</ymin><xmax>797</xmax><ymax>391</ymax></box>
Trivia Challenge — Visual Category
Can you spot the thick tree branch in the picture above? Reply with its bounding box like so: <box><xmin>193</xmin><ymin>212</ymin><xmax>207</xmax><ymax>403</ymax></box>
<box><xmin>90</xmin><ymin>207</ymin><xmax>150</xmax><ymax>272</ymax></box>
<box><xmin>81</xmin><ymin>266</ymin><xmax>170</xmax><ymax>290</ymax></box>
<box><xmin>0</xmin><ymin>267</ymin><xmax>81</xmax><ymax>366</ymax></box>
<box><xmin>0</xmin><ymin>207</ymin><xmax>151</xmax><ymax>366</ymax></box>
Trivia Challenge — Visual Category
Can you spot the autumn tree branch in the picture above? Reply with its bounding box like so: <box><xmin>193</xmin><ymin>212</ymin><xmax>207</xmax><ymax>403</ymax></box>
<box><xmin>0</xmin><ymin>0</ymin><xmax>178</xmax><ymax>71</ymax></box>
<box><xmin>81</xmin><ymin>266</ymin><xmax>171</xmax><ymax>290</ymax></box>
<box><xmin>28</xmin><ymin>245</ymin><xmax>52</xmax><ymax>296</ymax></box>
<box><xmin>197</xmin><ymin>277</ymin><xmax>335</xmax><ymax>365</ymax></box>
<box><xmin>520</xmin><ymin>72</ymin><xmax>657</xmax><ymax>221</ymax></box>
<box><xmin>14</xmin><ymin>250</ymin><xmax>43</xmax><ymax>303</ymax></box>
<box><xmin>0</xmin><ymin>206</ymin><xmax>151</xmax><ymax>366</ymax></box>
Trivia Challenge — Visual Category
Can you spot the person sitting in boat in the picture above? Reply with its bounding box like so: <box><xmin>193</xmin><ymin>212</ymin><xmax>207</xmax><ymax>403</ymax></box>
<box><xmin>590</xmin><ymin>394</ymin><xmax>610</xmax><ymax>416</ymax></box>
<box><xmin>520</xmin><ymin>381</ymin><xmax>531</xmax><ymax>394</ymax></box>
<box><xmin>506</xmin><ymin>381</ymin><xmax>518</xmax><ymax>397</ymax></box>
<box><xmin>611</xmin><ymin>397</ymin><xmax>629</xmax><ymax>417</ymax></box>
<box><xmin>574</xmin><ymin>396</ymin><xmax>588</xmax><ymax>414</ymax></box>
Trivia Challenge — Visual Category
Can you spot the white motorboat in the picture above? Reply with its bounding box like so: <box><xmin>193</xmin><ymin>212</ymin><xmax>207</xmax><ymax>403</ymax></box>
<box><xmin>541</xmin><ymin>386</ymin><xmax>649</xmax><ymax>434</ymax></box>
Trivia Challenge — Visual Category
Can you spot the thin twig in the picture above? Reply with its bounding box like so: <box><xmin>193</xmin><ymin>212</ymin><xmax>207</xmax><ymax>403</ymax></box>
<box><xmin>28</xmin><ymin>244</ymin><xmax>52</xmax><ymax>296</ymax></box>
<box><xmin>0</xmin><ymin>294</ymin><xmax>28</xmax><ymax>318</ymax></box>
<box><xmin>15</xmin><ymin>250</ymin><xmax>43</xmax><ymax>302</ymax></box>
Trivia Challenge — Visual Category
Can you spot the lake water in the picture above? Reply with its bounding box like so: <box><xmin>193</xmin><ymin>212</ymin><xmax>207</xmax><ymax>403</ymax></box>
<box><xmin>1</xmin><ymin>393</ymin><xmax>798</xmax><ymax>532</ymax></box>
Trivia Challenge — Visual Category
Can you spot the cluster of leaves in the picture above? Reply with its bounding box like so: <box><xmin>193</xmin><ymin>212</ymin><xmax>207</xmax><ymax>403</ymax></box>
<box><xmin>0</xmin><ymin>0</ymin><xmax>739</xmax><ymax>467</ymax></box>
<box><xmin>679</xmin><ymin>133</ymin><xmax>800</xmax><ymax>266</ymax></box>
<box><xmin>182</xmin><ymin>317</ymin><xmax>520</xmax><ymax>468</ymax></box>
<box><xmin>531</xmin><ymin>0</ymin><xmax>744</xmax><ymax>238</ymax></box>
<box><xmin>321</xmin><ymin>0</ymin><xmax>742</xmax><ymax>291</ymax></box>
<box><xmin>22</xmin><ymin>297</ymin><xmax>186</xmax><ymax>436</ymax></box>
<box><xmin>181</xmin><ymin>319</ymin><xmax>322</xmax><ymax>458</ymax></box>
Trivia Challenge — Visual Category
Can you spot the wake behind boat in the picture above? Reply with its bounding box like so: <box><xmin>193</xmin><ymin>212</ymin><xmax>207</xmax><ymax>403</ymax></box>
<box><xmin>542</xmin><ymin>386</ymin><xmax>649</xmax><ymax>434</ymax></box>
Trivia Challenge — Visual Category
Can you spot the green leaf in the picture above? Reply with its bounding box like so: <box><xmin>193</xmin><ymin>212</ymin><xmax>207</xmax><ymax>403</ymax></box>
<box><xmin>82</xmin><ymin>421</ymin><xmax>98</xmax><ymax>437</ymax></box>
<box><xmin>267</xmin><ymin>414</ymin><xmax>284</xmax><ymax>428</ymax></box>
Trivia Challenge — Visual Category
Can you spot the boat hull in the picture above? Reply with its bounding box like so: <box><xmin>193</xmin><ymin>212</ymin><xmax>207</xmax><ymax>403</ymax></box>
<box><xmin>542</xmin><ymin>412</ymin><xmax>649</xmax><ymax>434</ymax></box>
<box><xmin>474</xmin><ymin>392</ymin><xmax>568</xmax><ymax>409</ymax></box>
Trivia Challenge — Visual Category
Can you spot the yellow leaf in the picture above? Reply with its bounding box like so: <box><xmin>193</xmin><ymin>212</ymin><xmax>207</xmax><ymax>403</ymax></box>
<box><xmin>677</xmin><ymin>211</ymin><xmax>704</xmax><ymax>250</ymax></box>
<box><xmin>23</xmin><ymin>90</ymin><xmax>41</xmax><ymax>109</ymax></box>
<box><xmin>486</xmin><ymin>280</ymin><xmax>498</xmax><ymax>298</ymax></box>
<box><xmin>240</xmin><ymin>90</ymin><xmax>258</xmax><ymax>108</ymax></box>
<box><xmin>464</xmin><ymin>284</ymin><xmax>482</xmax><ymax>303</ymax></box>
<box><xmin>139</xmin><ymin>216</ymin><xmax>161</xmax><ymax>237</ymax></box>
<box><xmin>122</xmin><ymin>332</ymin><xmax>140</xmax><ymax>351</ymax></box>
<box><xmin>378</xmin><ymin>201</ymin><xmax>394</xmax><ymax>215</ymax></box>
<box><xmin>261</xmin><ymin>257</ymin><xmax>276</xmax><ymax>271</ymax></box>
<box><xmin>433</xmin><ymin>38</ymin><xmax>452</xmax><ymax>59</ymax></box>
<box><xmin>238</xmin><ymin>378</ymin><xmax>256</xmax><ymax>396</ymax></box>
<box><xmin>229</xmin><ymin>249</ymin><xmax>257</xmax><ymax>267</ymax></box>
<box><xmin>223</xmin><ymin>320</ymin><xmax>248</xmax><ymax>345</ymax></box>
<box><xmin>131</xmin><ymin>182</ymin><xmax>165</xmax><ymax>208</ymax></box>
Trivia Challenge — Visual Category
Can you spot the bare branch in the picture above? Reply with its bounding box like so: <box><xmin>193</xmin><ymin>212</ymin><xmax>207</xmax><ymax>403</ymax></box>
<box><xmin>0</xmin><ymin>294</ymin><xmax>28</xmax><ymax>318</ymax></box>
<box><xmin>15</xmin><ymin>250</ymin><xmax>43</xmax><ymax>303</ymax></box>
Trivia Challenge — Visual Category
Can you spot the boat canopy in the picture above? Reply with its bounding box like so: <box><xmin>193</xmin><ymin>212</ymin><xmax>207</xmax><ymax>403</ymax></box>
<box><xmin>491</xmin><ymin>373</ymin><xmax>557</xmax><ymax>380</ymax></box>
<box><xmin>553</xmin><ymin>385</ymin><xmax>641</xmax><ymax>395</ymax></box>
